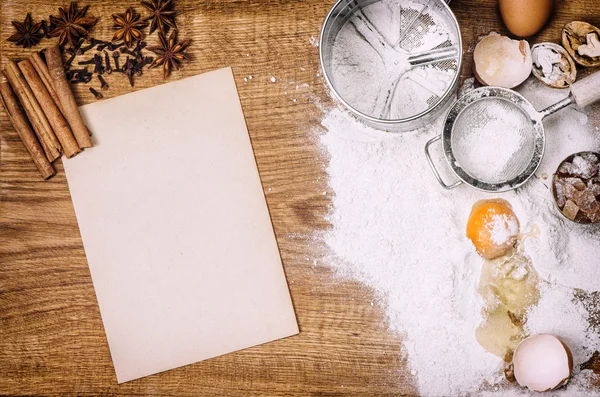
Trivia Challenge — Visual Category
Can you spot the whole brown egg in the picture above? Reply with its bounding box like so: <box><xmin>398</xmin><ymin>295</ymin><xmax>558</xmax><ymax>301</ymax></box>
<box><xmin>499</xmin><ymin>0</ymin><xmax>553</xmax><ymax>37</ymax></box>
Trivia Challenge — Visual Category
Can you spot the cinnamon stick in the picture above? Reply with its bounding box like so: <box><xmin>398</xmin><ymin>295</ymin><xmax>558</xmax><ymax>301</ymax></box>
<box><xmin>45</xmin><ymin>46</ymin><xmax>93</xmax><ymax>148</ymax></box>
<box><xmin>18</xmin><ymin>59</ymin><xmax>81</xmax><ymax>157</ymax></box>
<box><xmin>30</xmin><ymin>52</ymin><xmax>64</xmax><ymax>115</ymax></box>
<box><xmin>0</xmin><ymin>80</ymin><xmax>55</xmax><ymax>179</ymax></box>
<box><xmin>31</xmin><ymin>51</ymin><xmax>91</xmax><ymax>138</ymax></box>
<box><xmin>19</xmin><ymin>60</ymin><xmax>81</xmax><ymax>158</ymax></box>
<box><xmin>2</xmin><ymin>61</ymin><xmax>61</xmax><ymax>162</ymax></box>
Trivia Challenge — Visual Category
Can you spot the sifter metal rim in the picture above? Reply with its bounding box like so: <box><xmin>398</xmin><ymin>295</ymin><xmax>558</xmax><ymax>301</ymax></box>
<box><xmin>319</xmin><ymin>0</ymin><xmax>463</xmax><ymax>130</ymax></box>
<box><xmin>442</xmin><ymin>87</ymin><xmax>546</xmax><ymax>192</ymax></box>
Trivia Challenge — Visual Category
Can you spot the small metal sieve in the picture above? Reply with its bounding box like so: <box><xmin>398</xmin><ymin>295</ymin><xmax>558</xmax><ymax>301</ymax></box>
<box><xmin>425</xmin><ymin>72</ymin><xmax>600</xmax><ymax>192</ymax></box>
<box><xmin>320</xmin><ymin>0</ymin><xmax>462</xmax><ymax>132</ymax></box>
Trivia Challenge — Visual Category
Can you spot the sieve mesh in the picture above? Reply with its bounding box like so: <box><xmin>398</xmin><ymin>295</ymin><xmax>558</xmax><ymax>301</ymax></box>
<box><xmin>329</xmin><ymin>0</ymin><xmax>459</xmax><ymax>121</ymax></box>
<box><xmin>451</xmin><ymin>97</ymin><xmax>536</xmax><ymax>185</ymax></box>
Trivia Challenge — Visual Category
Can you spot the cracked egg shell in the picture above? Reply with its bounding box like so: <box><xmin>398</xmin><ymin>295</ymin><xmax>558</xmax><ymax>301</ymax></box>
<box><xmin>513</xmin><ymin>334</ymin><xmax>573</xmax><ymax>392</ymax></box>
<box><xmin>474</xmin><ymin>34</ymin><xmax>533</xmax><ymax>88</ymax></box>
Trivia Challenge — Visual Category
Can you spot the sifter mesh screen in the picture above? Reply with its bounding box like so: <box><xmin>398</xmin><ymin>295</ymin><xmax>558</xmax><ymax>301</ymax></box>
<box><xmin>451</xmin><ymin>97</ymin><xmax>536</xmax><ymax>185</ymax></box>
<box><xmin>329</xmin><ymin>0</ymin><xmax>459</xmax><ymax>121</ymax></box>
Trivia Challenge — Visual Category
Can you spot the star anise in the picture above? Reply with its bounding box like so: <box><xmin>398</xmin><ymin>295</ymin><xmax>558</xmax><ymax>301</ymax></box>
<box><xmin>7</xmin><ymin>13</ymin><xmax>44</xmax><ymax>48</ymax></box>
<box><xmin>49</xmin><ymin>2</ymin><xmax>98</xmax><ymax>48</ymax></box>
<box><xmin>112</xmin><ymin>8</ymin><xmax>147</xmax><ymax>48</ymax></box>
<box><xmin>148</xmin><ymin>30</ymin><xmax>191</xmax><ymax>79</ymax></box>
<box><xmin>141</xmin><ymin>0</ymin><xmax>177</xmax><ymax>35</ymax></box>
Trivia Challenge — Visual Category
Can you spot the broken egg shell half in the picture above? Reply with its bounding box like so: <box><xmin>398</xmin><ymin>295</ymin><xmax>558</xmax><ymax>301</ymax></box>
<box><xmin>474</xmin><ymin>33</ymin><xmax>533</xmax><ymax>88</ymax></box>
<box><xmin>531</xmin><ymin>43</ymin><xmax>577</xmax><ymax>88</ymax></box>
<box><xmin>513</xmin><ymin>334</ymin><xmax>573</xmax><ymax>392</ymax></box>
<box><xmin>562</xmin><ymin>21</ymin><xmax>600</xmax><ymax>67</ymax></box>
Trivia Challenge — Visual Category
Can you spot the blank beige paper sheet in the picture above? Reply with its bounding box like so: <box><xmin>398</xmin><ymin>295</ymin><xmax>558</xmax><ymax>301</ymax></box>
<box><xmin>63</xmin><ymin>67</ymin><xmax>298</xmax><ymax>383</ymax></box>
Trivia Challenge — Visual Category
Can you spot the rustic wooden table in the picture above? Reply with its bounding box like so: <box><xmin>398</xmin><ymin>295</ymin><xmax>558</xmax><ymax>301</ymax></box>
<box><xmin>1</xmin><ymin>0</ymin><xmax>599</xmax><ymax>395</ymax></box>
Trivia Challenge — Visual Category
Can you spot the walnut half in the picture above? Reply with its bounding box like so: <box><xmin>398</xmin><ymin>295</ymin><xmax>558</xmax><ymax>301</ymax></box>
<box><xmin>578</xmin><ymin>33</ymin><xmax>600</xmax><ymax>58</ymax></box>
<box><xmin>531</xmin><ymin>43</ymin><xmax>577</xmax><ymax>88</ymax></box>
<box><xmin>562</xmin><ymin>21</ymin><xmax>600</xmax><ymax>67</ymax></box>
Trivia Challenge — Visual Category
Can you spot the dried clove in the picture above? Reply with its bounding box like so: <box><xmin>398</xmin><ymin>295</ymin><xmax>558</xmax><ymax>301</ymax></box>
<box><xmin>93</xmin><ymin>53</ymin><xmax>104</xmax><ymax>75</ymax></box>
<box><xmin>120</xmin><ymin>48</ymin><xmax>137</xmax><ymax>58</ymax></box>
<box><xmin>127</xmin><ymin>73</ymin><xmax>135</xmax><ymax>87</ymax></box>
<box><xmin>66</xmin><ymin>38</ymin><xmax>85</xmax><ymax>55</ymax></box>
<box><xmin>80</xmin><ymin>38</ymin><xmax>103</xmax><ymax>54</ymax></box>
<box><xmin>64</xmin><ymin>36</ymin><xmax>150</xmax><ymax>89</ymax></box>
<box><xmin>89</xmin><ymin>87</ymin><xmax>103</xmax><ymax>99</ymax></box>
<box><xmin>78</xmin><ymin>57</ymin><xmax>96</xmax><ymax>65</ymax></box>
<box><xmin>97</xmin><ymin>40</ymin><xmax>113</xmax><ymax>52</ymax></box>
<box><xmin>65</xmin><ymin>51</ymin><xmax>77</xmax><ymax>69</ymax></box>
<box><xmin>134</xmin><ymin>41</ymin><xmax>146</xmax><ymax>61</ymax></box>
<box><xmin>108</xmin><ymin>42</ymin><xmax>125</xmax><ymax>52</ymax></box>
<box><xmin>104</xmin><ymin>51</ymin><xmax>112</xmax><ymax>74</ymax></box>
<box><xmin>122</xmin><ymin>56</ymin><xmax>131</xmax><ymax>73</ymax></box>
<box><xmin>79</xmin><ymin>43</ymin><xmax>95</xmax><ymax>54</ymax></box>
<box><xmin>64</xmin><ymin>38</ymin><xmax>84</xmax><ymax>68</ymax></box>
<box><xmin>70</xmin><ymin>72</ymin><xmax>93</xmax><ymax>84</ymax></box>
<box><xmin>66</xmin><ymin>67</ymin><xmax>89</xmax><ymax>80</ymax></box>
<box><xmin>122</xmin><ymin>57</ymin><xmax>135</xmax><ymax>87</ymax></box>
<box><xmin>132</xmin><ymin>61</ymin><xmax>144</xmax><ymax>76</ymax></box>
<box><xmin>112</xmin><ymin>51</ymin><xmax>121</xmax><ymax>71</ymax></box>
<box><xmin>97</xmin><ymin>74</ymin><xmax>109</xmax><ymax>90</ymax></box>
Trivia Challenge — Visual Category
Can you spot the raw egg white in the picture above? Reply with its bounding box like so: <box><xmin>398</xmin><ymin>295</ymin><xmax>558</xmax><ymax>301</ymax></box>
<box><xmin>499</xmin><ymin>0</ymin><xmax>553</xmax><ymax>38</ymax></box>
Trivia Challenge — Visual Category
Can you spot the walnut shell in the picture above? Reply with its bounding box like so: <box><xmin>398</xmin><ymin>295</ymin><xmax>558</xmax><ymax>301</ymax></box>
<box><xmin>531</xmin><ymin>43</ymin><xmax>577</xmax><ymax>88</ymax></box>
<box><xmin>562</xmin><ymin>21</ymin><xmax>600</xmax><ymax>67</ymax></box>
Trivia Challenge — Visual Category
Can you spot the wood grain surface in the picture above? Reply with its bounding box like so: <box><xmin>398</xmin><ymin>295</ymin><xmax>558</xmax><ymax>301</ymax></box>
<box><xmin>1</xmin><ymin>0</ymin><xmax>599</xmax><ymax>396</ymax></box>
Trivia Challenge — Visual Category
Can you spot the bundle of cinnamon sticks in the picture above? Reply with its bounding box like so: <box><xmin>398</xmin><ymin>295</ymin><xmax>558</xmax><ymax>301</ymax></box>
<box><xmin>0</xmin><ymin>45</ymin><xmax>93</xmax><ymax>179</ymax></box>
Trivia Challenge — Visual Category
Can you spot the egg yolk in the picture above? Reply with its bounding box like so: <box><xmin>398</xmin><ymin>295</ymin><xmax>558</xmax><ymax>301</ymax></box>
<box><xmin>466</xmin><ymin>199</ymin><xmax>520</xmax><ymax>260</ymax></box>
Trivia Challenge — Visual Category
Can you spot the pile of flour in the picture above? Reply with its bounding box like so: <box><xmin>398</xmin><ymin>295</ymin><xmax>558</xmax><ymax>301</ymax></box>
<box><xmin>320</xmin><ymin>77</ymin><xmax>600</xmax><ymax>395</ymax></box>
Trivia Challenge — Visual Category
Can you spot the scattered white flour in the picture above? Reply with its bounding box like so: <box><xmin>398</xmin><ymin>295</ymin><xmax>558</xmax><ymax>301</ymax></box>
<box><xmin>488</xmin><ymin>214</ymin><xmax>519</xmax><ymax>246</ymax></box>
<box><xmin>514</xmin><ymin>79</ymin><xmax>600</xmax><ymax>292</ymax></box>
<box><xmin>320</xmin><ymin>77</ymin><xmax>600</xmax><ymax>396</ymax></box>
<box><xmin>330</xmin><ymin>0</ymin><xmax>458</xmax><ymax>120</ymax></box>
<box><xmin>270</xmin><ymin>76</ymin><xmax>277</xmax><ymax>83</ymax></box>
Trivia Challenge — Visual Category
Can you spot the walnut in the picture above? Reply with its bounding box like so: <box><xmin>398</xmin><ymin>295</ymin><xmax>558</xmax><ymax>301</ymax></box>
<box><xmin>562</xmin><ymin>21</ymin><xmax>600</xmax><ymax>67</ymax></box>
<box><xmin>578</xmin><ymin>33</ymin><xmax>600</xmax><ymax>58</ymax></box>
<box><xmin>531</xmin><ymin>43</ymin><xmax>577</xmax><ymax>88</ymax></box>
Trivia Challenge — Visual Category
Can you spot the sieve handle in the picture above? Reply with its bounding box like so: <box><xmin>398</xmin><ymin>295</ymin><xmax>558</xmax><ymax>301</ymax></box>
<box><xmin>425</xmin><ymin>135</ymin><xmax>463</xmax><ymax>190</ymax></box>
<box><xmin>571</xmin><ymin>72</ymin><xmax>600</xmax><ymax>108</ymax></box>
